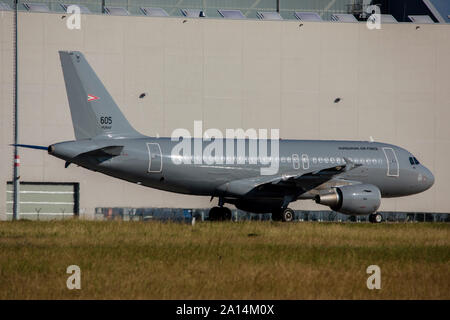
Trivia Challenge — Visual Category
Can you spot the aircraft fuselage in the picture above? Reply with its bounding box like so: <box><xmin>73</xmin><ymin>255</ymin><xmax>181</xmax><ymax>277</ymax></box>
<box><xmin>49</xmin><ymin>138</ymin><xmax>434</xmax><ymax>205</ymax></box>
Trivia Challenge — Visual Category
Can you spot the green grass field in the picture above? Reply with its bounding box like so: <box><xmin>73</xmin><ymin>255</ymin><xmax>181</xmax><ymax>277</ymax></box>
<box><xmin>0</xmin><ymin>220</ymin><xmax>448</xmax><ymax>299</ymax></box>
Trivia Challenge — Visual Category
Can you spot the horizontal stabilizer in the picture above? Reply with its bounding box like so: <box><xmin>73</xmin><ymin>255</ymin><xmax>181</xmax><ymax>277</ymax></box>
<box><xmin>81</xmin><ymin>145</ymin><xmax>124</xmax><ymax>157</ymax></box>
<box><xmin>64</xmin><ymin>145</ymin><xmax>123</xmax><ymax>168</ymax></box>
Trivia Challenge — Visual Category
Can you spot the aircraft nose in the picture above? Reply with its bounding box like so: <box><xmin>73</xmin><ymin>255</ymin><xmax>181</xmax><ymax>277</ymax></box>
<box><xmin>420</xmin><ymin>166</ymin><xmax>434</xmax><ymax>190</ymax></box>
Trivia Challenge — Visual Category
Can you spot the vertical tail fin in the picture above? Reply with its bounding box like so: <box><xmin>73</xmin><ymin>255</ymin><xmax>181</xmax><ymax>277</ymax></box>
<box><xmin>59</xmin><ymin>51</ymin><xmax>141</xmax><ymax>140</ymax></box>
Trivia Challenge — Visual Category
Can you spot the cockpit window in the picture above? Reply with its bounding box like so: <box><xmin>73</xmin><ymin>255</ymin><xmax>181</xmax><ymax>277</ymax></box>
<box><xmin>409</xmin><ymin>157</ymin><xmax>415</xmax><ymax>165</ymax></box>
<box><xmin>413</xmin><ymin>157</ymin><xmax>420</xmax><ymax>165</ymax></box>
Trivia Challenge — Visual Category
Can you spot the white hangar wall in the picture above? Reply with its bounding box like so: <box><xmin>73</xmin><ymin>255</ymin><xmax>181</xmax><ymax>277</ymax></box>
<box><xmin>1</xmin><ymin>12</ymin><xmax>449</xmax><ymax>219</ymax></box>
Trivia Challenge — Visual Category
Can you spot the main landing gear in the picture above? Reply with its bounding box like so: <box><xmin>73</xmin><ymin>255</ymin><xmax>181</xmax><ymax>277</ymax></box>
<box><xmin>209</xmin><ymin>197</ymin><xmax>232</xmax><ymax>221</ymax></box>
<box><xmin>272</xmin><ymin>208</ymin><xmax>295</xmax><ymax>222</ymax></box>
<box><xmin>209</xmin><ymin>206</ymin><xmax>232</xmax><ymax>221</ymax></box>
<box><xmin>368</xmin><ymin>213</ymin><xmax>383</xmax><ymax>223</ymax></box>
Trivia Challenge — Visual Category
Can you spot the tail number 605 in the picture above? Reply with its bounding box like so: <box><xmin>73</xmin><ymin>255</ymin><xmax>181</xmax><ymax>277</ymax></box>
<box><xmin>100</xmin><ymin>116</ymin><xmax>112</xmax><ymax>125</ymax></box>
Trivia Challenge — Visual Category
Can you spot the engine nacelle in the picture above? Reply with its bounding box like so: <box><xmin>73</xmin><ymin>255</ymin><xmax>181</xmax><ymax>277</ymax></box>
<box><xmin>315</xmin><ymin>184</ymin><xmax>381</xmax><ymax>215</ymax></box>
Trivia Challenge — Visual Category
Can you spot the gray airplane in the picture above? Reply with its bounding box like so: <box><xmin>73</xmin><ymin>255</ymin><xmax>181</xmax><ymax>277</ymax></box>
<box><xmin>15</xmin><ymin>51</ymin><xmax>434</xmax><ymax>223</ymax></box>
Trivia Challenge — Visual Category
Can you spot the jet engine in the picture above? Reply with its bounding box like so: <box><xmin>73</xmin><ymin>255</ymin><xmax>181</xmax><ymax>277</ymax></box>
<box><xmin>315</xmin><ymin>184</ymin><xmax>381</xmax><ymax>215</ymax></box>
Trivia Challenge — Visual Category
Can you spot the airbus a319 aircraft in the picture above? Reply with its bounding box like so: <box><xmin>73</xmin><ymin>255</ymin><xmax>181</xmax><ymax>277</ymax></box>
<box><xmin>15</xmin><ymin>51</ymin><xmax>434</xmax><ymax>223</ymax></box>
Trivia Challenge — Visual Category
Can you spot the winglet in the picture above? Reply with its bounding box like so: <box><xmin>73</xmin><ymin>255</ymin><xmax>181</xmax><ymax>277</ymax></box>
<box><xmin>343</xmin><ymin>157</ymin><xmax>362</xmax><ymax>171</ymax></box>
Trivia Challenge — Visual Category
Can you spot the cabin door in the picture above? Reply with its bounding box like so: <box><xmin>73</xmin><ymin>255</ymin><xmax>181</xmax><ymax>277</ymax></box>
<box><xmin>382</xmin><ymin>147</ymin><xmax>399</xmax><ymax>177</ymax></box>
<box><xmin>147</xmin><ymin>143</ymin><xmax>162</xmax><ymax>173</ymax></box>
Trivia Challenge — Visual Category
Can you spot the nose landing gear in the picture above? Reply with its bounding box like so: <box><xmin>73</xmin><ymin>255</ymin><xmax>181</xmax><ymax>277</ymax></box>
<box><xmin>369</xmin><ymin>213</ymin><xmax>383</xmax><ymax>223</ymax></box>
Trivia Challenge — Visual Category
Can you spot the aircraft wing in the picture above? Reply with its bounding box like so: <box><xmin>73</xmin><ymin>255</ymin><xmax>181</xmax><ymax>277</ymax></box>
<box><xmin>216</xmin><ymin>158</ymin><xmax>361</xmax><ymax>197</ymax></box>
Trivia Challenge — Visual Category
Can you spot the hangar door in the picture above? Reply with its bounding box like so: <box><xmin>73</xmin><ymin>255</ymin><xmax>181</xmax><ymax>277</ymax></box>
<box><xmin>6</xmin><ymin>182</ymin><xmax>79</xmax><ymax>220</ymax></box>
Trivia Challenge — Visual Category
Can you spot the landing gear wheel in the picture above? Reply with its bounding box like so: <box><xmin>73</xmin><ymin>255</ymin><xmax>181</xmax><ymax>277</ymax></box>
<box><xmin>209</xmin><ymin>207</ymin><xmax>220</xmax><ymax>221</ymax></box>
<box><xmin>222</xmin><ymin>207</ymin><xmax>232</xmax><ymax>221</ymax></box>
<box><xmin>369</xmin><ymin>213</ymin><xmax>382</xmax><ymax>223</ymax></box>
<box><xmin>281</xmin><ymin>208</ymin><xmax>295</xmax><ymax>222</ymax></box>
<box><xmin>209</xmin><ymin>206</ymin><xmax>232</xmax><ymax>221</ymax></box>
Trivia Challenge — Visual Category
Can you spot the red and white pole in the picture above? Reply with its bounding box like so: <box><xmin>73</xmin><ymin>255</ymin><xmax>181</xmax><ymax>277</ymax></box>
<box><xmin>12</xmin><ymin>0</ymin><xmax>20</xmax><ymax>221</ymax></box>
